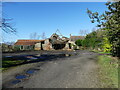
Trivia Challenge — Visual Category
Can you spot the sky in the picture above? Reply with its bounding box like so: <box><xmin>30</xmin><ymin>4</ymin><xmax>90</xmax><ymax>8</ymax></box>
<box><xmin>3</xmin><ymin>0</ymin><xmax>108</xmax><ymax>2</ymax></box>
<box><xmin>2</xmin><ymin>2</ymin><xmax>108</xmax><ymax>42</ymax></box>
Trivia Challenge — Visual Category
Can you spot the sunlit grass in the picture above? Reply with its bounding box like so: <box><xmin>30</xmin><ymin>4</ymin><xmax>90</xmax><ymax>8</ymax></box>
<box><xmin>98</xmin><ymin>55</ymin><xmax>118</xmax><ymax>88</ymax></box>
<box><xmin>2</xmin><ymin>59</ymin><xmax>24</xmax><ymax>71</ymax></box>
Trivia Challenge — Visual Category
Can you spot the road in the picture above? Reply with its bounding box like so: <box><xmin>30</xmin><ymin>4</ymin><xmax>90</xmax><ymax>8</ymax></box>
<box><xmin>2</xmin><ymin>50</ymin><xmax>103</xmax><ymax>88</ymax></box>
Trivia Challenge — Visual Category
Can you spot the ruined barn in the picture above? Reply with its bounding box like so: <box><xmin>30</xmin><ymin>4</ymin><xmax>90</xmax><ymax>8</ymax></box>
<box><xmin>14</xmin><ymin>40</ymin><xmax>45</xmax><ymax>50</ymax></box>
<box><xmin>14</xmin><ymin>33</ymin><xmax>85</xmax><ymax>51</ymax></box>
<box><xmin>49</xmin><ymin>33</ymin><xmax>70</xmax><ymax>50</ymax></box>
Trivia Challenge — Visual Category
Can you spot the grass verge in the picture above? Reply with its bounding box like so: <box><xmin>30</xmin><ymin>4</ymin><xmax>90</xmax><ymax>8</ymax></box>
<box><xmin>91</xmin><ymin>50</ymin><xmax>111</xmax><ymax>54</ymax></box>
<box><xmin>2</xmin><ymin>60</ymin><xmax>24</xmax><ymax>71</ymax></box>
<box><xmin>98</xmin><ymin>55</ymin><xmax>118</xmax><ymax>88</ymax></box>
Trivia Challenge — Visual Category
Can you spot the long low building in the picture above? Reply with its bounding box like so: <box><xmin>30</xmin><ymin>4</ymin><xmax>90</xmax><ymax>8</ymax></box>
<box><xmin>14</xmin><ymin>40</ymin><xmax>45</xmax><ymax>50</ymax></box>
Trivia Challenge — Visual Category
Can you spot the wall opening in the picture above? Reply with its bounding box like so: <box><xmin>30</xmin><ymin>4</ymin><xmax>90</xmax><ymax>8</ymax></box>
<box><xmin>52</xmin><ymin>44</ymin><xmax>65</xmax><ymax>50</ymax></box>
<box><xmin>69</xmin><ymin>43</ymin><xmax>71</xmax><ymax>49</ymax></box>
<box><xmin>41</xmin><ymin>41</ymin><xmax>44</xmax><ymax>50</ymax></box>
<box><xmin>20</xmin><ymin>46</ymin><xmax>24</xmax><ymax>50</ymax></box>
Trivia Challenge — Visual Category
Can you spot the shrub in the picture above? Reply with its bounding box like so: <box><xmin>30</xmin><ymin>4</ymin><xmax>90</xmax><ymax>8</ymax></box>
<box><xmin>75</xmin><ymin>39</ymin><xmax>83</xmax><ymax>46</ymax></box>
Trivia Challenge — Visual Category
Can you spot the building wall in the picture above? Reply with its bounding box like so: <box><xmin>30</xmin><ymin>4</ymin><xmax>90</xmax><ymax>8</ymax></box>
<box><xmin>16</xmin><ymin>39</ymin><xmax>75</xmax><ymax>51</ymax></box>
<box><xmin>63</xmin><ymin>43</ymin><xmax>69</xmax><ymax>50</ymax></box>
<box><xmin>14</xmin><ymin>45</ymin><xmax>34</xmax><ymax>50</ymax></box>
<box><xmin>35</xmin><ymin>43</ymin><xmax>41</xmax><ymax>50</ymax></box>
<box><xmin>43</xmin><ymin>39</ymin><xmax>54</xmax><ymax>50</ymax></box>
<box><xmin>42</xmin><ymin>39</ymin><xmax>73</xmax><ymax>50</ymax></box>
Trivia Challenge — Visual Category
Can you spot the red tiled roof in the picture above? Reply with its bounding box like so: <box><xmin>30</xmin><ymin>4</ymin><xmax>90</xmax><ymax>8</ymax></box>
<box><xmin>14</xmin><ymin>40</ymin><xmax>45</xmax><ymax>45</ymax></box>
<box><xmin>70</xmin><ymin>36</ymin><xmax>85</xmax><ymax>41</ymax></box>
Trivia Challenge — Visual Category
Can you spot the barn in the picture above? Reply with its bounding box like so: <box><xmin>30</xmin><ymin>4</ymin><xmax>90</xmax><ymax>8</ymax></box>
<box><xmin>14</xmin><ymin>33</ymin><xmax>85</xmax><ymax>51</ymax></box>
<box><xmin>14</xmin><ymin>40</ymin><xmax>45</xmax><ymax>50</ymax></box>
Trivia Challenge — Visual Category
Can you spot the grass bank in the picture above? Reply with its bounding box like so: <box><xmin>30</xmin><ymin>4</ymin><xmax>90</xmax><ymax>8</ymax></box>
<box><xmin>98</xmin><ymin>55</ymin><xmax>118</xmax><ymax>88</ymax></box>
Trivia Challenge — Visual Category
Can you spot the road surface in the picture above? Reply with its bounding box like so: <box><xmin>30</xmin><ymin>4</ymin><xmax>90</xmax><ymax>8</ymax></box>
<box><xmin>2</xmin><ymin>50</ymin><xmax>103</xmax><ymax>88</ymax></box>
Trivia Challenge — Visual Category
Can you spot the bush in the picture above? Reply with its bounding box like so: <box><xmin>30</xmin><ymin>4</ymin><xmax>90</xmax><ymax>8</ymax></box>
<box><xmin>102</xmin><ymin>37</ymin><xmax>112</xmax><ymax>52</ymax></box>
<box><xmin>75</xmin><ymin>39</ymin><xmax>83</xmax><ymax>46</ymax></box>
<box><xmin>14</xmin><ymin>46</ymin><xmax>20</xmax><ymax>51</ymax></box>
<box><xmin>82</xmin><ymin>39</ymin><xmax>89</xmax><ymax>47</ymax></box>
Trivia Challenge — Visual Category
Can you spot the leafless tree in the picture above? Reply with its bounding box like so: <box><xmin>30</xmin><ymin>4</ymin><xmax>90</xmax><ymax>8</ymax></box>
<box><xmin>1</xmin><ymin>18</ymin><xmax>16</xmax><ymax>34</ymax></box>
<box><xmin>30</xmin><ymin>32</ymin><xmax>38</xmax><ymax>39</ymax></box>
<box><xmin>30</xmin><ymin>32</ymin><xmax>47</xmax><ymax>40</ymax></box>
<box><xmin>0</xmin><ymin>2</ymin><xmax>16</xmax><ymax>35</ymax></box>
<box><xmin>41</xmin><ymin>32</ymin><xmax>46</xmax><ymax>39</ymax></box>
<box><xmin>5</xmin><ymin>41</ymin><xmax>15</xmax><ymax>45</ymax></box>
<box><xmin>30</xmin><ymin>32</ymin><xmax>42</xmax><ymax>40</ymax></box>
<box><xmin>79</xmin><ymin>29</ymin><xmax>88</xmax><ymax>36</ymax></box>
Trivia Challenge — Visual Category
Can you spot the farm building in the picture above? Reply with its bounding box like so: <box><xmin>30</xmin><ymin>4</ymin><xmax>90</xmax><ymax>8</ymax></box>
<box><xmin>14</xmin><ymin>33</ymin><xmax>85</xmax><ymax>51</ymax></box>
<box><xmin>14</xmin><ymin>40</ymin><xmax>45</xmax><ymax>50</ymax></box>
<box><xmin>70</xmin><ymin>34</ymin><xmax>85</xmax><ymax>42</ymax></box>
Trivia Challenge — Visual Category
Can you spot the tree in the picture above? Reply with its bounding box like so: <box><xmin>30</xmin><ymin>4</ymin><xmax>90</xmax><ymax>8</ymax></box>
<box><xmin>79</xmin><ymin>29</ymin><xmax>88</xmax><ymax>36</ymax></box>
<box><xmin>1</xmin><ymin>18</ymin><xmax>16</xmax><ymax>34</ymax></box>
<box><xmin>87</xmin><ymin>2</ymin><xmax>120</xmax><ymax>57</ymax></box>
<box><xmin>41</xmin><ymin>32</ymin><xmax>46</xmax><ymax>39</ymax></box>
<box><xmin>102</xmin><ymin>36</ymin><xmax>112</xmax><ymax>52</ymax></box>
<box><xmin>85</xmin><ymin>30</ymin><xmax>101</xmax><ymax>49</ymax></box>
<box><xmin>82</xmin><ymin>39</ymin><xmax>89</xmax><ymax>48</ymax></box>
<box><xmin>1</xmin><ymin>2</ymin><xmax>16</xmax><ymax>34</ymax></box>
<box><xmin>0</xmin><ymin>3</ymin><xmax>16</xmax><ymax>45</ymax></box>
<box><xmin>75</xmin><ymin>39</ymin><xmax>83</xmax><ymax>46</ymax></box>
<box><xmin>30</xmin><ymin>32</ymin><xmax>39</xmax><ymax>39</ymax></box>
<box><xmin>30</xmin><ymin>32</ymin><xmax>47</xmax><ymax>40</ymax></box>
<box><xmin>82</xmin><ymin>29</ymin><xmax>107</xmax><ymax>51</ymax></box>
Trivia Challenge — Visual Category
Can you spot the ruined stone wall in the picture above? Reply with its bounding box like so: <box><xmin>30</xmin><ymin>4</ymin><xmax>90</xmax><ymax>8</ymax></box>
<box><xmin>43</xmin><ymin>39</ymin><xmax>54</xmax><ymax>50</ymax></box>
<box><xmin>35</xmin><ymin>38</ymin><xmax>75</xmax><ymax>51</ymax></box>
<box><xmin>63</xmin><ymin>43</ymin><xmax>70</xmax><ymax>50</ymax></box>
<box><xmin>35</xmin><ymin>43</ymin><xmax>41</xmax><ymax>50</ymax></box>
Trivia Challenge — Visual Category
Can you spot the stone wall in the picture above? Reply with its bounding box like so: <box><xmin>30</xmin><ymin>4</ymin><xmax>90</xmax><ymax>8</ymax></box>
<box><xmin>34</xmin><ymin>38</ymin><xmax>75</xmax><ymax>50</ymax></box>
<box><xmin>35</xmin><ymin>43</ymin><xmax>41</xmax><ymax>50</ymax></box>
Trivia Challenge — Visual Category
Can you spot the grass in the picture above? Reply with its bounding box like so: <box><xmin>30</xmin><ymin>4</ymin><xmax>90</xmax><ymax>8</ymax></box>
<box><xmin>2</xmin><ymin>60</ymin><xmax>24</xmax><ymax>71</ymax></box>
<box><xmin>91</xmin><ymin>50</ymin><xmax>111</xmax><ymax>54</ymax></box>
<box><xmin>98</xmin><ymin>55</ymin><xmax>118</xmax><ymax>88</ymax></box>
<box><xmin>2</xmin><ymin>60</ymin><xmax>24</xmax><ymax>67</ymax></box>
<box><xmin>2</xmin><ymin>56</ymin><xmax>43</xmax><ymax>71</ymax></box>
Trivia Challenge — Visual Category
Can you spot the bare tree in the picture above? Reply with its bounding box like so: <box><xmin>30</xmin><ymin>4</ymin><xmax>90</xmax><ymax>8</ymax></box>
<box><xmin>79</xmin><ymin>29</ymin><xmax>88</xmax><ymax>36</ymax></box>
<box><xmin>41</xmin><ymin>32</ymin><xmax>47</xmax><ymax>39</ymax></box>
<box><xmin>30</xmin><ymin>32</ymin><xmax>47</xmax><ymax>40</ymax></box>
<box><xmin>1</xmin><ymin>18</ymin><xmax>16</xmax><ymax>34</ymax></box>
<box><xmin>30</xmin><ymin>32</ymin><xmax>42</xmax><ymax>40</ymax></box>
<box><xmin>1</xmin><ymin>2</ymin><xmax>16</xmax><ymax>34</ymax></box>
<box><xmin>30</xmin><ymin>32</ymin><xmax>37</xmax><ymax>39</ymax></box>
<box><xmin>5</xmin><ymin>41</ymin><xmax>15</xmax><ymax>45</ymax></box>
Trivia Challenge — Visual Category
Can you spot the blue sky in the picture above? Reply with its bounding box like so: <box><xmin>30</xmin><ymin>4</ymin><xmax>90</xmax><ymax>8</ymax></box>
<box><xmin>3</xmin><ymin>2</ymin><xmax>107</xmax><ymax>42</ymax></box>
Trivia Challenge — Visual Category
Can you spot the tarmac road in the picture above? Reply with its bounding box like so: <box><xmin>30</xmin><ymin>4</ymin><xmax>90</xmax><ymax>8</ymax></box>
<box><xmin>2</xmin><ymin>50</ymin><xmax>103</xmax><ymax>88</ymax></box>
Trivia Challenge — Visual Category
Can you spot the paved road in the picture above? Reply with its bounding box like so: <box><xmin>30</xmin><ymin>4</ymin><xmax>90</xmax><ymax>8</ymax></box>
<box><xmin>3</xmin><ymin>50</ymin><xmax>103</xmax><ymax>88</ymax></box>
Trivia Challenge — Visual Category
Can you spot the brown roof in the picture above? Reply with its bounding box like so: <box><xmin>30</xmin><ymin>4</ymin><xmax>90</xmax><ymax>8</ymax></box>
<box><xmin>70</xmin><ymin>36</ymin><xmax>85</xmax><ymax>41</ymax></box>
<box><xmin>14</xmin><ymin>40</ymin><xmax>45</xmax><ymax>45</ymax></box>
